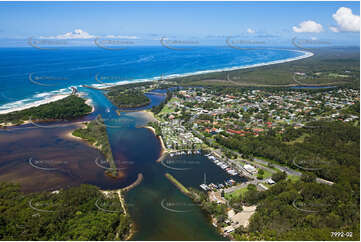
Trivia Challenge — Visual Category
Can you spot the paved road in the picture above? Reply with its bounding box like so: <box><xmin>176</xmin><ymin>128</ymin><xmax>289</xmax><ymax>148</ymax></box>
<box><xmin>224</xmin><ymin>180</ymin><xmax>256</xmax><ymax>193</ymax></box>
<box><xmin>253</xmin><ymin>158</ymin><xmax>302</xmax><ymax>176</ymax></box>
<box><xmin>192</xmin><ymin>127</ymin><xmax>334</xmax><ymax>186</ymax></box>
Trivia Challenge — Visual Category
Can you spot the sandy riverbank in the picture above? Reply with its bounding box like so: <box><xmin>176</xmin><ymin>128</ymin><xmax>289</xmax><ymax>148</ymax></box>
<box><xmin>62</xmin><ymin>122</ymin><xmax>88</xmax><ymax>142</ymax></box>
<box><xmin>144</xmin><ymin>125</ymin><xmax>156</xmax><ymax>134</ymax></box>
<box><xmin>142</xmin><ymin>110</ymin><xmax>157</xmax><ymax>122</ymax></box>
<box><xmin>0</xmin><ymin>120</ymin><xmax>32</xmax><ymax>127</ymax></box>
<box><xmin>78</xmin><ymin>92</ymin><xmax>95</xmax><ymax>113</ymax></box>
<box><xmin>143</xmin><ymin>125</ymin><xmax>168</xmax><ymax>162</ymax></box>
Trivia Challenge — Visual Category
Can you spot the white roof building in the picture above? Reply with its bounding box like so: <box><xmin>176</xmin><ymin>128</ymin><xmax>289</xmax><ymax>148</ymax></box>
<box><xmin>244</xmin><ymin>164</ymin><xmax>257</xmax><ymax>174</ymax></box>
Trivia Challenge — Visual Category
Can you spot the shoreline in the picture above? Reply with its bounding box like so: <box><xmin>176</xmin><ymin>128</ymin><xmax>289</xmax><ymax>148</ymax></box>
<box><xmin>62</xmin><ymin>122</ymin><xmax>88</xmax><ymax>142</ymax></box>
<box><xmin>0</xmin><ymin>49</ymin><xmax>313</xmax><ymax>114</ymax></box>
<box><xmin>144</xmin><ymin>125</ymin><xmax>168</xmax><ymax>162</ymax></box>
<box><xmin>89</xmin><ymin>49</ymin><xmax>314</xmax><ymax>89</ymax></box>
<box><xmin>0</xmin><ymin>93</ymin><xmax>71</xmax><ymax>115</ymax></box>
<box><xmin>99</xmin><ymin>189</ymin><xmax>135</xmax><ymax>241</ymax></box>
<box><xmin>143</xmin><ymin>125</ymin><xmax>168</xmax><ymax>162</ymax></box>
<box><xmin>0</xmin><ymin>92</ymin><xmax>95</xmax><ymax>116</ymax></box>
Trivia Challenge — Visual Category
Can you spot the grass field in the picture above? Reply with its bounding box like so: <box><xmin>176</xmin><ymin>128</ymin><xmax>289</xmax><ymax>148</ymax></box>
<box><xmin>260</xmin><ymin>169</ymin><xmax>273</xmax><ymax>179</ymax></box>
<box><xmin>284</xmin><ymin>133</ymin><xmax>311</xmax><ymax>145</ymax></box>
<box><xmin>287</xmin><ymin>174</ymin><xmax>301</xmax><ymax>182</ymax></box>
<box><xmin>225</xmin><ymin>186</ymin><xmax>248</xmax><ymax>200</ymax></box>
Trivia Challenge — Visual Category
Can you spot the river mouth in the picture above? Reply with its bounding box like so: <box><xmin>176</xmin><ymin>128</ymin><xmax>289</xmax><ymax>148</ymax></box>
<box><xmin>0</xmin><ymin>88</ymin><xmax>233</xmax><ymax>240</ymax></box>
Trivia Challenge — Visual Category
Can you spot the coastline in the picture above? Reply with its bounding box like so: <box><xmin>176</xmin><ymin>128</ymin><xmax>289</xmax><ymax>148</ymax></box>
<box><xmin>0</xmin><ymin>49</ymin><xmax>313</xmax><ymax>115</ymax></box>
<box><xmin>143</xmin><ymin>125</ymin><xmax>167</xmax><ymax>162</ymax></box>
<box><xmin>0</xmin><ymin>92</ymin><xmax>95</xmax><ymax>115</ymax></box>
<box><xmin>80</xmin><ymin>92</ymin><xmax>96</xmax><ymax>113</ymax></box>
<box><xmin>89</xmin><ymin>49</ymin><xmax>314</xmax><ymax>90</ymax></box>
<box><xmin>0</xmin><ymin>93</ymin><xmax>71</xmax><ymax>115</ymax></box>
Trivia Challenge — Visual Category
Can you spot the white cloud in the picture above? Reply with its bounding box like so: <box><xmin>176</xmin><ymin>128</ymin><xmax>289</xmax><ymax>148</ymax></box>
<box><xmin>40</xmin><ymin>29</ymin><xmax>95</xmax><ymax>39</ymax></box>
<box><xmin>247</xmin><ymin>28</ymin><xmax>255</xmax><ymax>34</ymax></box>
<box><xmin>329</xmin><ymin>26</ymin><xmax>340</xmax><ymax>33</ymax></box>
<box><xmin>105</xmin><ymin>35</ymin><xmax>138</xmax><ymax>39</ymax></box>
<box><xmin>292</xmin><ymin>20</ymin><xmax>323</xmax><ymax>33</ymax></box>
<box><xmin>332</xmin><ymin>7</ymin><xmax>360</xmax><ymax>32</ymax></box>
<box><xmin>311</xmin><ymin>37</ymin><xmax>318</xmax><ymax>40</ymax></box>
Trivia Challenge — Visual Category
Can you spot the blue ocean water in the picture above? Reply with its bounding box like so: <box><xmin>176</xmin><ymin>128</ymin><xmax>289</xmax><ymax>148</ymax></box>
<box><xmin>0</xmin><ymin>46</ymin><xmax>303</xmax><ymax>111</ymax></box>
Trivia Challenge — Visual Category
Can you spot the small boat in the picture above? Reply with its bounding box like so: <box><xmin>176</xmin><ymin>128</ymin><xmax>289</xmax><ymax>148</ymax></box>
<box><xmin>200</xmin><ymin>184</ymin><xmax>209</xmax><ymax>191</ymax></box>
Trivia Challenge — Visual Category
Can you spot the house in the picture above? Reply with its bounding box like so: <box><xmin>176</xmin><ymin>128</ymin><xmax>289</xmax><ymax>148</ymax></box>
<box><xmin>258</xmin><ymin>183</ymin><xmax>269</xmax><ymax>191</ymax></box>
<box><xmin>266</xmin><ymin>178</ymin><xmax>275</xmax><ymax>185</ymax></box>
<box><xmin>244</xmin><ymin>164</ymin><xmax>257</xmax><ymax>174</ymax></box>
<box><xmin>223</xmin><ymin>226</ymin><xmax>235</xmax><ymax>233</ymax></box>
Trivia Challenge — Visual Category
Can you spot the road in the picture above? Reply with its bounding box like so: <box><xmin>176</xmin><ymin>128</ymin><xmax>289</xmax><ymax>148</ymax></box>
<box><xmin>191</xmin><ymin>125</ymin><xmax>333</xmax><ymax>186</ymax></box>
<box><xmin>253</xmin><ymin>157</ymin><xmax>302</xmax><ymax>176</ymax></box>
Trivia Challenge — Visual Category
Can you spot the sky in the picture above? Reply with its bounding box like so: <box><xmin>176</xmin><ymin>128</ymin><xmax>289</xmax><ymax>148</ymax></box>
<box><xmin>0</xmin><ymin>1</ymin><xmax>359</xmax><ymax>47</ymax></box>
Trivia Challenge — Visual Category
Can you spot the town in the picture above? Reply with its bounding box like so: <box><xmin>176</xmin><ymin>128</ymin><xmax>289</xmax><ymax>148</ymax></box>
<box><xmin>147</xmin><ymin>83</ymin><xmax>359</xmax><ymax>236</ymax></box>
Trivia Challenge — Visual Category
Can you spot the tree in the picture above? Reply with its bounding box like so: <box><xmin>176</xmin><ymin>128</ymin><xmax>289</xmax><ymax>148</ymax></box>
<box><xmin>272</xmin><ymin>171</ymin><xmax>287</xmax><ymax>182</ymax></box>
<box><xmin>301</xmin><ymin>172</ymin><xmax>317</xmax><ymax>183</ymax></box>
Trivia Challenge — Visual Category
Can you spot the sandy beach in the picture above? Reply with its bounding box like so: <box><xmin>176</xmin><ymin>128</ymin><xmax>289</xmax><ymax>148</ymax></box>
<box><xmin>0</xmin><ymin>120</ymin><xmax>31</xmax><ymax>127</ymax></box>
<box><xmin>85</xmin><ymin>50</ymin><xmax>314</xmax><ymax>90</ymax></box>
<box><xmin>79</xmin><ymin>92</ymin><xmax>96</xmax><ymax>113</ymax></box>
<box><xmin>143</xmin><ymin>124</ymin><xmax>168</xmax><ymax>162</ymax></box>
<box><xmin>62</xmin><ymin>122</ymin><xmax>88</xmax><ymax>141</ymax></box>
<box><xmin>0</xmin><ymin>49</ymin><xmax>313</xmax><ymax>116</ymax></box>
<box><xmin>0</xmin><ymin>94</ymin><xmax>71</xmax><ymax>115</ymax></box>
<box><xmin>156</xmin><ymin>135</ymin><xmax>167</xmax><ymax>162</ymax></box>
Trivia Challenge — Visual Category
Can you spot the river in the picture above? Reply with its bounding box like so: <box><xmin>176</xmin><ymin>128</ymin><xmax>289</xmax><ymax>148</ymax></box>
<box><xmin>0</xmin><ymin>87</ymin><xmax>238</xmax><ymax>240</ymax></box>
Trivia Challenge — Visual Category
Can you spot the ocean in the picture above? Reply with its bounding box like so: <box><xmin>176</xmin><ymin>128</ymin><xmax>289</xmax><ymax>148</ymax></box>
<box><xmin>0</xmin><ymin>46</ymin><xmax>309</xmax><ymax>240</ymax></box>
<box><xmin>0</xmin><ymin>46</ymin><xmax>305</xmax><ymax>112</ymax></box>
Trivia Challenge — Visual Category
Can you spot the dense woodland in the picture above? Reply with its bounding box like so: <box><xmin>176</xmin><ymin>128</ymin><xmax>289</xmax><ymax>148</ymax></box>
<box><xmin>105</xmin><ymin>84</ymin><xmax>151</xmax><ymax>108</ymax></box>
<box><xmin>216</xmin><ymin>120</ymin><xmax>359</xmax><ymax>185</ymax></box>
<box><xmin>0</xmin><ymin>95</ymin><xmax>92</xmax><ymax>126</ymax></box>
<box><xmin>212</xmin><ymin>119</ymin><xmax>360</xmax><ymax>240</ymax></box>
<box><xmin>0</xmin><ymin>183</ymin><xmax>131</xmax><ymax>240</ymax></box>
<box><xmin>72</xmin><ymin>115</ymin><xmax>116</xmax><ymax>175</ymax></box>
<box><xmin>172</xmin><ymin>47</ymin><xmax>360</xmax><ymax>88</ymax></box>
<box><xmin>232</xmin><ymin>178</ymin><xmax>360</xmax><ymax>241</ymax></box>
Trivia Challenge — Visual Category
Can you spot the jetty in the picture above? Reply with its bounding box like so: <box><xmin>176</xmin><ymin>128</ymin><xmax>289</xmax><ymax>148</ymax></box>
<box><xmin>122</xmin><ymin>173</ymin><xmax>143</xmax><ymax>192</ymax></box>
<box><xmin>165</xmin><ymin>173</ymin><xmax>190</xmax><ymax>195</ymax></box>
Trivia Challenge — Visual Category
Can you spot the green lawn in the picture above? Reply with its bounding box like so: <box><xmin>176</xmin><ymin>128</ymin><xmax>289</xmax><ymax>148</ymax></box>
<box><xmin>158</xmin><ymin>97</ymin><xmax>178</xmax><ymax>115</ymax></box>
<box><xmin>287</xmin><ymin>174</ymin><xmax>301</xmax><ymax>182</ymax></box>
<box><xmin>284</xmin><ymin>133</ymin><xmax>310</xmax><ymax>145</ymax></box>
<box><xmin>224</xmin><ymin>186</ymin><xmax>248</xmax><ymax>200</ymax></box>
<box><xmin>260</xmin><ymin>169</ymin><xmax>273</xmax><ymax>179</ymax></box>
<box><xmin>159</xmin><ymin>105</ymin><xmax>175</xmax><ymax>115</ymax></box>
